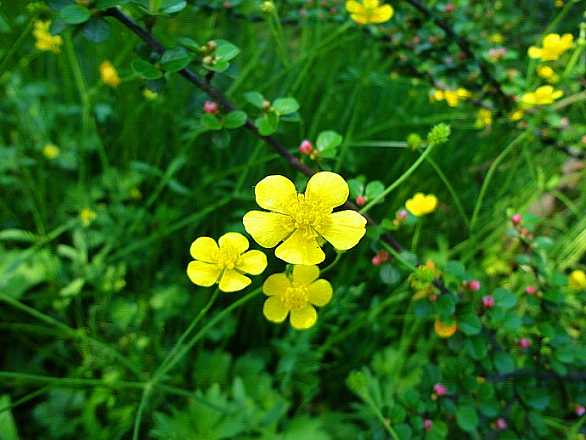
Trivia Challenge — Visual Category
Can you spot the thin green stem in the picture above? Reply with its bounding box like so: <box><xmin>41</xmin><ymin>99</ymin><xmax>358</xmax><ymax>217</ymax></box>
<box><xmin>0</xmin><ymin>386</ymin><xmax>49</xmax><ymax>415</ymax></box>
<box><xmin>381</xmin><ymin>242</ymin><xmax>418</xmax><ymax>272</ymax></box>
<box><xmin>0</xmin><ymin>18</ymin><xmax>33</xmax><ymax>75</ymax></box>
<box><xmin>320</xmin><ymin>252</ymin><xmax>343</xmax><ymax>275</ymax></box>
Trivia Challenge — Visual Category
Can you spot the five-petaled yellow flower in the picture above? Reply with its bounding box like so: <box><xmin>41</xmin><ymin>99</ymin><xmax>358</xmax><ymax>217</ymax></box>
<box><xmin>405</xmin><ymin>193</ymin><xmax>438</xmax><ymax>217</ymax></box>
<box><xmin>431</xmin><ymin>88</ymin><xmax>471</xmax><ymax>107</ymax></box>
<box><xmin>42</xmin><ymin>143</ymin><xmax>60</xmax><ymax>160</ymax></box>
<box><xmin>100</xmin><ymin>61</ymin><xmax>121</xmax><ymax>88</ymax></box>
<box><xmin>434</xmin><ymin>319</ymin><xmax>457</xmax><ymax>338</ymax></box>
<box><xmin>243</xmin><ymin>172</ymin><xmax>367</xmax><ymax>265</ymax></box>
<box><xmin>262</xmin><ymin>265</ymin><xmax>332</xmax><ymax>330</ymax></box>
<box><xmin>345</xmin><ymin>0</ymin><xmax>394</xmax><ymax>25</ymax></box>
<box><xmin>187</xmin><ymin>232</ymin><xmax>267</xmax><ymax>292</ymax></box>
<box><xmin>528</xmin><ymin>33</ymin><xmax>573</xmax><ymax>61</ymax></box>
<box><xmin>569</xmin><ymin>270</ymin><xmax>586</xmax><ymax>290</ymax></box>
<box><xmin>521</xmin><ymin>85</ymin><xmax>563</xmax><ymax>106</ymax></box>
<box><xmin>33</xmin><ymin>20</ymin><xmax>63</xmax><ymax>54</ymax></box>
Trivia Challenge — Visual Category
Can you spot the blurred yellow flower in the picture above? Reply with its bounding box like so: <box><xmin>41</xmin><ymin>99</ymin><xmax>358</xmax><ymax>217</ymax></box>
<box><xmin>569</xmin><ymin>270</ymin><xmax>586</xmax><ymax>290</ymax></box>
<box><xmin>528</xmin><ymin>33</ymin><xmax>573</xmax><ymax>61</ymax></box>
<box><xmin>537</xmin><ymin>65</ymin><xmax>558</xmax><ymax>83</ymax></box>
<box><xmin>509</xmin><ymin>109</ymin><xmax>524</xmax><ymax>121</ymax></box>
<box><xmin>262</xmin><ymin>265</ymin><xmax>332</xmax><ymax>330</ymax></box>
<box><xmin>143</xmin><ymin>89</ymin><xmax>158</xmax><ymax>100</ymax></box>
<box><xmin>42</xmin><ymin>143</ymin><xmax>60</xmax><ymax>159</ymax></box>
<box><xmin>79</xmin><ymin>208</ymin><xmax>97</xmax><ymax>227</ymax></box>
<box><xmin>431</xmin><ymin>88</ymin><xmax>471</xmax><ymax>107</ymax></box>
<box><xmin>187</xmin><ymin>233</ymin><xmax>267</xmax><ymax>292</ymax></box>
<box><xmin>405</xmin><ymin>193</ymin><xmax>438</xmax><ymax>216</ymax></box>
<box><xmin>521</xmin><ymin>85</ymin><xmax>563</xmax><ymax>106</ymax></box>
<box><xmin>33</xmin><ymin>20</ymin><xmax>62</xmax><ymax>54</ymax></box>
<box><xmin>100</xmin><ymin>61</ymin><xmax>121</xmax><ymax>87</ymax></box>
<box><xmin>243</xmin><ymin>172</ymin><xmax>367</xmax><ymax>265</ymax></box>
<box><xmin>489</xmin><ymin>33</ymin><xmax>504</xmax><ymax>44</ymax></box>
<box><xmin>475</xmin><ymin>108</ymin><xmax>493</xmax><ymax>128</ymax></box>
<box><xmin>345</xmin><ymin>0</ymin><xmax>394</xmax><ymax>25</ymax></box>
<box><xmin>434</xmin><ymin>319</ymin><xmax>457</xmax><ymax>338</ymax></box>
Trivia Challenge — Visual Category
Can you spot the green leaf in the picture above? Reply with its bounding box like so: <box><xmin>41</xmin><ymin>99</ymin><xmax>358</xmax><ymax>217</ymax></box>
<box><xmin>255</xmin><ymin>113</ymin><xmax>279</xmax><ymax>136</ymax></box>
<box><xmin>436</xmin><ymin>294</ymin><xmax>455</xmax><ymax>318</ymax></box>
<box><xmin>0</xmin><ymin>395</ymin><xmax>19</xmax><ymax>440</ymax></box>
<box><xmin>494</xmin><ymin>351</ymin><xmax>515</xmax><ymax>374</ymax></box>
<box><xmin>465</xmin><ymin>336</ymin><xmax>487</xmax><ymax>360</ymax></box>
<box><xmin>81</xmin><ymin>17</ymin><xmax>111</xmax><ymax>43</ymax></box>
<box><xmin>316</xmin><ymin>130</ymin><xmax>342</xmax><ymax>155</ymax></box>
<box><xmin>215</xmin><ymin>40</ymin><xmax>240</xmax><ymax>61</ymax></box>
<box><xmin>161</xmin><ymin>0</ymin><xmax>187</xmax><ymax>14</ymax></box>
<box><xmin>347</xmin><ymin>178</ymin><xmax>365</xmax><ymax>198</ymax></box>
<box><xmin>178</xmin><ymin>37</ymin><xmax>200</xmax><ymax>51</ymax></box>
<box><xmin>59</xmin><ymin>5</ymin><xmax>91</xmax><ymax>24</ymax></box>
<box><xmin>456</xmin><ymin>405</ymin><xmax>478</xmax><ymax>432</ymax></box>
<box><xmin>365</xmin><ymin>181</ymin><xmax>385</xmax><ymax>200</ymax></box>
<box><xmin>201</xmin><ymin>114</ymin><xmax>222</xmax><ymax>131</ymax></box>
<box><xmin>380</xmin><ymin>264</ymin><xmax>401</xmax><ymax>285</ymax></box>
<box><xmin>131</xmin><ymin>59</ymin><xmax>162</xmax><ymax>80</ymax></box>
<box><xmin>161</xmin><ymin>47</ymin><xmax>192</xmax><ymax>72</ymax></box>
<box><xmin>458</xmin><ymin>313</ymin><xmax>481</xmax><ymax>335</ymax></box>
<box><xmin>206</xmin><ymin>59</ymin><xmax>230</xmax><ymax>73</ymax></box>
<box><xmin>244</xmin><ymin>91</ymin><xmax>265</xmax><ymax>108</ymax></box>
<box><xmin>224</xmin><ymin>111</ymin><xmax>247</xmax><ymax>129</ymax></box>
<box><xmin>95</xmin><ymin>0</ymin><xmax>130</xmax><ymax>10</ymax></box>
<box><xmin>493</xmin><ymin>287</ymin><xmax>517</xmax><ymax>309</ymax></box>
<box><xmin>272</xmin><ymin>97</ymin><xmax>299</xmax><ymax>115</ymax></box>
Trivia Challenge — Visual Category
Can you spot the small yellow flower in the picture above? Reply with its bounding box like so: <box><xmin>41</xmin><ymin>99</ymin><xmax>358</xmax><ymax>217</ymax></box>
<box><xmin>431</xmin><ymin>88</ymin><xmax>471</xmax><ymax>107</ymax></box>
<box><xmin>187</xmin><ymin>233</ymin><xmax>267</xmax><ymax>292</ymax></box>
<box><xmin>434</xmin><ymin>319</ymin><xmax>457</xmax><ymax>338</ymax></box>
<box><xmin>79</xmin><ymin>208</ymin><xmax>97</xmax><ymax>227</ymax></box>
<box><xmin>33</xmin><ymin>20</ymin><xmax>63</xmax><ymax>54</ymax></box>
<box><xmin>430</xmin><ymin>89</ymin><xmax>445</xmax><ymax>102</ymax></box>
<box><xmin>262</xmin><ymin>265</ymin><xmax>332</xmax><ymax>330</ymax></box>
<box><xmin>405</xmin><ymin>193</ymin><xmax>438</xmax><ymax>217</ymax></box>
<box><xmin>509</xmin><ymin>109</ymin><xmax>524</xmax><ymax>121</ymax></box>
<box><xmin>143</xmin><ymin>89</ymin><xmax>158</xmax><ymax>100</ymax></box>
<box><xmin>243</xmin><ymin>172</ymin><xmax>367</xmax><ymax>265</ymax></box>
<box><xmin>42</xmin><ymin>143</ymin><xmax>60</xmax><ymax>160</ymax></box>
<box><xmin>100</xmin><ymin>60</ymin><xmax>121</xmax><ymax>88</ymax></box>
<box><xmin>569</xmin><ymin>270</ymin><xmax>586</xmax><ymax>290</ymax></box>
<box><xmin>345</xmin><ymin>0</ymin><xmax>394</xmax><ymax>25</ymax></box>
<box><xmin>475</xmin><ymin>108</ymin><xmax>493</xmax><ymax>128</ymax></box>
<box><xmin>521</xmin><ymin>85</ymin><xmax>563</xmax><ymax>106</ymax></box>
<box><xmin>528</xmin><ymin>33</ymin><xmax>573</xmax><ymax>61</ymax></box>
<box><xmin>537</xmin><ymin>65</ymin><xmax>558</xmax><ymax>83</ymax></box>
<box><xmin>489</xmin><ymin>33</ymin><xmax>504</xmax><ymax>45</ymax></box>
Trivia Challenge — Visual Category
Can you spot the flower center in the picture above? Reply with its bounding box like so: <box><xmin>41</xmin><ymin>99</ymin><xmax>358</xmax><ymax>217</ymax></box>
<box><xmin>217</xmin><ymin>245</ymin><xmax>239</xmax><ymax>270</ymax></box>
<box><xmin>287</xmin><ymin>194</ymin><xmax>329</xmax><ymax>236</ymax></box>
<box><xmin>282</xmin><ymin>283</ymin><xmax>308</xmax><ymax>310</ymax></box>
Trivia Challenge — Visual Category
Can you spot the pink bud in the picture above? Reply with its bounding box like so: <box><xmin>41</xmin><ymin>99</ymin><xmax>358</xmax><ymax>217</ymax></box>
<box><xmin>511</xmin><ymin>213</ymin><xmax>522</xmax><ymax>225</ymax></box>
<box><xmin>433</xmin><ymin>383</ymin><xmax>447</xmax><ymax>396</ymax></box>
<box><xmin>203</xmin><ymin>100</ymin><xmax>219</xmax><ymax>114</ymax></box>
<box><xmin>482</xmin><ymin>295</ymin><xmax>495</xmax><ymax>308</ymax></box>
<box><xmin>355</xmin><ymin>195</ymin><xmax>367</xmax><ymax>207</ymax></box>
<box><xmin>495</xmin><ymin>418</ymin><xmax>508</xmax><ymax>430</ymax></box>
<box><xmin>424</xmin><ymin>419</ymin><xmax>433</xmax><ymax>431</ymax></box>
<box><xmin>298</xmin><ymin>140</ymin><xmax>313</xmax><ymax>155</ymax></box>
<box><xmin>467</xmin><ymin>280</ymin><xmax>481</xmax><ymax>291</ymax></box>
<box><xmin>371</xmin><ymin>255</ymin><xmax>382</xmax><ymax>266</ymax></box>
<box><xmin>576</xmin><ymin>405</ymin><xmax>585</xmax><ymax>417</ymax></box>
<box><xmin>397</xmin><ymin>209</ymin><xmax>408</xmax><ymax>220</ymax></box>
<box><xmin>444</xmin><ymin>3</ymin><xmax>455</xmax><ymax>13</ymax></box>
<box><xmin>518</xmin><ymin>338</ymin><xmax>532</xmax><ymax>349</ymax></box>
<box><xmin>525</xmin><ymin>286</ymin><xmax>537</xmax><ymax>295</ymax></box>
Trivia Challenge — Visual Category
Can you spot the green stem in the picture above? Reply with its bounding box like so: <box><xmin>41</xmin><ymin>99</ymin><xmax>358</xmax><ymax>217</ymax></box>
<box><xmin>380</xmin><ymin>242</ymin><xmax>418</xmax><ymax>272</ymax></box>
<box><xmin>320</xmin><ymin>252</ymin><xmax>343</xmax><ymax>275</ymax></box>
<box><xmin>0</xmin><ymin>18</ymin><xmax>34</xmax><ymax>76</ymax></box>
<box><xmin>0</xmin><ymin>386</ymin><xmax>49</xmax><ymax>415</ymax></box>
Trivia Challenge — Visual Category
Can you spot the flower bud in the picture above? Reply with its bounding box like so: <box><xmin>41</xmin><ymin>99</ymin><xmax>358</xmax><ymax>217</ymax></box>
<box><xmin>203</xmin><ymin>100</ymin><xmax>219</xmax><ymax>114</ymax></box>
<box><xmin>424</xmin><ymin>419</ymin><xmax>433</xmax><ymax>431</ymax></box>
<box><xmin>576</xmin><ymin>405</ymin><xmax>585</xmax><ymax>417</ymax></box>
<box><xmin>298</xmin><ymin>140</ymin><xmax>313</xmax><ymax>155</ymax></box>
<box><xmin>355</xmin><ymin>195</ymin><xmax>367</xmax><ymax>206</ymax></box>
<box><xmin>525</xmin><ymin>286</ymin><xmax>537</xmax><ymax>295</ymax></box>
<box><xmin>511</xmin><ymin>213</ymin><xmax>522</xmax><ymax>225</ymax></box>
<box><xmin>495</xmin><ymin>418</ymin><xmax>508</xmax><ymax>430</ymax></box>
<box><xmin>518</xmin><ymin>337</ymin><xmax>532</xmax><ymax>349</ymax></box>
<box><xmin>482</xmin><ymin>295</ymin><xmax>495</xmax><ymax>308</ymax></box>
<box><xmin>467</xmin><ymin>279</ymin><xmax>481</xmax><ymax>291</ymax></box>
<box><xmin>262</xmin><ymin>100</ymin><xmax>272</xmax><ymax>111</ymax></box>
<box><xmin>433</xmin><ymin>383</ymin><xmax>447</xmax><ymax>396</ymax></box>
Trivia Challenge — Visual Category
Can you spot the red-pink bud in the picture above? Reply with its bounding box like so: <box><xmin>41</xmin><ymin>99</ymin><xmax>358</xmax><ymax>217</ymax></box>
<box><xmin>482</xmin><ymin>295</ymin><xmax>495</xmax><ymax>308</ymax></box>
<box><xmin>203</xmin><ymin>100</ymin><xmax>219</xmax><ymax>114</ymax></box>
<box><xmin>495</xmin><ymin>418</ymin><xmax>508</xmax><ymax>430</ymax></box>
<box><xmin>433</xmin><ymin>383</ymin><xmax>447</xmax><ymax>396</ymax></box>
<box><xmin>371</xmin><ymin>255</ymin><xmax>382</xmax><ymax>266</ymax></box>
<box><xmin>355</xmin><ymin>195</ymin><xmax>367</xmax><ymax>207</ymax></box>
<box><xmin>424</xmin><ymin>419</ymin><xmax>433</xmax><ymax>431</ymax></box>
<box><xmin>518</xmin><ymin>338</ymin><xmax>532</xmax><ymax>349</ymax></box>
<box><xmin>397</xmin><ymin>209</ymin><xmax>408</xmax><ymax>220</ymax></box>
<box><xmin>525</xmin><ymin>286</ymin><xmax>537</xmax><ymax>295</ymax></box>
<box><xmin>298</xmin><ymin>139</ymin><xmax>313</xmax><ymax>155</ymax></box>
<box><xmin>444</xmin><ymin>3</ymin><xmax>455</xmax><ymax>13</ymax></box>
<box><xmin>511</xmin><ymin>213</ymin><xmax>522</xmax><ymax>225</ymax></box>
<box><xmin>576</xmin><ymin>405</ymin><xmax>585</xmax><ymax>417</ymax></box>
<box><xmin>467</xmin><ymin>280</ymin><xmax>481</xmax><ymax>291</ymax></box>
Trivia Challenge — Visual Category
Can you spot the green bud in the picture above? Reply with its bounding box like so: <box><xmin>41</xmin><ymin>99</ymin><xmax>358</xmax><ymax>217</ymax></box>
<box><xmin>427</xmin><ymin>123</ymin><xmax>451</xmax><ymax>146</ymax></box>
<box><xmin>407</xmin><ymin>133</ymin><xmax>423</xmax><ymax>150</ymax></box>
<box><xmin>260</xmin><ymin>1</ymin><xmax>275</xmax><ymax>13</ymax></box>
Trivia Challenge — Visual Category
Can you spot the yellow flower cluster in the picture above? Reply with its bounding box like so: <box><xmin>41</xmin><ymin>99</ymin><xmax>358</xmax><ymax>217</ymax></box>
<box><xmin>42</xmin><ymin>143</ymin><xmax>60</xmax><ymax>160</ymax></box>
<box><xmin>33</xmin><ymin>20</ymin><xmax>62</xmax><ymax>54</ymax></box>
<box><xmin>475</xmin><ymin>108</ymin><xmax>493</xmax><ymax>129</ymax></box>
<box><xmin>345</xmin><ymin>0</ymin><xmax>393</xmax><ymax>25</ymax></box>
<box><xmin>405</xmin><ymin>193</ymin><xmax>437</xmax><ymax>217</ymax></box>
<box><xmin>187</xmin><ymin>172</ymin><xmax>367</xmax><ymax>330</ymax></box>
<box><xmin>431</xmin><ymin>88</ymin><xmax>471</xmax><ymax>107</ymax></box>
<box><xmin>521</xmin><ymin>85</ymin><xmax>563</xmax><ymax>106</ymax></box>
<box><xmin>528</xmin><ymin>33</ymin><xmax>573</xmax><ymax>61</ymax></box>
<box><xmin>100</xmin><ymin>61</ymin><xmax>121</xmax><ymax>88</ymax></box>
<box><xmin>569</xmin><ymin>270</ymin><xmax>586</xmax><ymax>290</ymax></box>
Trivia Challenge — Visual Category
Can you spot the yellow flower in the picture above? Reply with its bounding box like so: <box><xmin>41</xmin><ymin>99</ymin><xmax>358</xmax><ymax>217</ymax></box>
<box><xmin>243</xmin><ymin>172</ymin><xmax>367</xmax><ymax>265</ymax></box>
<box><xmin>528</xmin><ymin>33</ymin><xmax>573</xmax><ymax>61</ymax></box>
<box><xmin>509</xmin><ymin>109</ymin><xmax>524</xmax><ymax>121</ymax></box>
<box><xmin>345</xmin><ymin>0</ymin><xmax>394</xmax><ymax>25</ymax></box>
<box><xmin>42</xmin><ymin>143</ymin><xmax>60</xmax><ymax>159</ymax></box>
<box><xmin>537</xmin><ymin>65</ymin><xmax>558</xmax><ymax>83</ymax></box>
<box><xmin>187</xmin><ymin>232</ymin><xmax>267</xmax><ymax>293</ymax></box>
<box><xmin>430</xmin><ymin>89</ymin><xmax>445</xmax><ymax>102</ymax></box>
<box><xmin>405</xmin><ymin>193</ymin><xmax>438</xmax><ymax>217</ymax></box>
<box><xmin>431</xmin><ymin>88</ymin><xmax>471</xmax><ymax>107</ymax></box>
<box><xmin>262</xmin><ymin>265</ymin><xmax>332</xmax><ymax>330</ymax></box>
<box><xmin>143</xmin><ymin>89</ymin><xmax>158</xmax><ymax>100</ymax></box>
<box><xmin>489</xmin><ymin>33</ymin><xmax>504</xmax><ymax>45</ymax></box>
<box><xmin>521</xmin><ymin>85</ymin><xmax>563</xmax><ymax>106</ymax></box>
<box><xmin>569</xmin><ymin>270</ymin><xmax>586</xmax><ymax>290</ymax></box>
<box><xmin>79</xmin><ymin>208</ymin><xmax>97</xmax><ymax>227</ymax></box>
<box><xmin>33</xmin><ymin>20</ymin><xmax>63</xmax><ymax>54</ymax></box>
<box><xmin>475</xmin><ymin>108</ymin><xmax>493</xmax><ymax>128</ymax></box>
<box><xmin>100</xmin><ymin>61</ymin><xmax>121</xmax><ymax>88</ymax></box>
<box><xmin>434</xmin><ymin>319</ymin><xmax>457</xmax><ymax>338</ymax></box>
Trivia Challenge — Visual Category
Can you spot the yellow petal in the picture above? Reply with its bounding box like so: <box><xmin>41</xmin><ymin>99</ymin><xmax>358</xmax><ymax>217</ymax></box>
<box><xmin>275</xmin><ymin>229</ymin><xmax>325</xmax><ymax>265</ymax></box>
<box><xmin>308</xmin><ymin>279</ymin><xmax>333</xmax><ymax>306</ymax></box>
<box><xmin>371</xmin><ymin>4</ymin><xmax>393</xmax><ymax>23</ymax></box>
<box><xmin>290</xmin><ymin>305</ymin><xmax>317</xmax><ymax>330</ymax></box>
<box><xmin>528</xmin><ymin>46</ymin><xmax>542</xmax><ymax>59</ymax></box>
<box><xmin>434</xmin><ymin>319</ymin><xmax>457</xmax><ymax>338</ymax></box>
<box><xmin>317</xmin><ymin>210</ymin><xmax>367</xmax><ymax>250</ymax></box>
<box><xmin>236</xmin><ymin>250</ymin><xmax>267</xmax><ymax>275</ymax></box>
<box><xmin>263</xmin><ymin>273</ymin><xmax>291</xmax><ymax>296</ymax></box>
<box><xmin>552</xmin><ymin>90</ymin><xmax>563</xmax><ymax>100</ymax></box>
<box><xmin>543</xmin><ymin>33</ymin><xmax>560</xmax><ymax>47</ymax></box>
<box><xmin>350</xmin><ymin>13</ymin><xmax>368</xmax><ymax>24</ymax></box>
<box><xmin>263</xmin><ymin>296</ymin><xmax>289</xmax><ymax>323</ymax></box>
<box><xmin>219</xmin><ymin>232</ymin><xmax>249</xmax><ymax>254</ymax></box>
<box><xmin>243</xmin><ymin>210</ymin><xmax>294</xmax><ymax>248</ymax></box>
<box><xmin>560</xmin><ymin>33</ymin><xmax>574</xmax><ymax>48</ymax></box>
<box><xmin>345</xmin><ymin>0</ymin><xmax>364</xmax><ymax>13</ymax></box>
<box><xmin>255</xmin><ymin>175</ymin><xmax>298</xmax><ymax>214</ymax></box>
<box><xmin>187</xmin><ymin>261</ymin><xmax>220</xmax><ymax>287</ymax></box>
<box><xmin>218</xmin><ymin>269</ymin><xmax>251</xmax><ymax>292</ymax></box>
<box><xmin>292</xmin><ymin>265</ymin><xmax>320</xmax><ymax>284</ymax></box>
<box><xmin>363</xmin><ymin>0</ymin><xmax>379</xmax><ymax>8</ymax></box>
<box><xmin>305</xmin><ymin>171</ymin><xmax>349</xmax><ymax>209</ymax></box>
<box><xmin>189</xmin><ymin>237</ymin><xmax>219</xmax><ymax>262</ymax></box>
